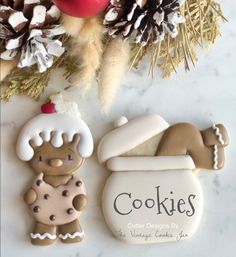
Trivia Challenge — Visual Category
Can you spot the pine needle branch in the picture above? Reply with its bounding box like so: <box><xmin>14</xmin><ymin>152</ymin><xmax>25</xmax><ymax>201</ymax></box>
<box><xmin>0</xmin><ymin>35</ymin><xmax>79</xmax><ymax>101</ymax></box>
<box><xmin>130</xmin><ymin>0</ymin><xmax>226</xmax><ymax>77</ymax></box>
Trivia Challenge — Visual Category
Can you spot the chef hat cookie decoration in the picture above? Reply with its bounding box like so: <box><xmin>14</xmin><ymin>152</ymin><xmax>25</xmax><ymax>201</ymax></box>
<box><xmin>16</xmin><ymin>94</ymin><xmax>93</xmax><ymax>161</ymax></box>
<box><xmin>16</xmin><ymin>94</ymin><xmax>93</xmax><ymax>246</ymax></box>
<box><xmin>97</xmin><ymin>114</ymin><xmax>229</xmax><ymax>244</ymax></box>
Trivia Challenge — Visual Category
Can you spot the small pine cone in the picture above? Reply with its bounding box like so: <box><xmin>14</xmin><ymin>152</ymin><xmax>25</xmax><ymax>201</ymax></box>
<box><xmin>104</xmin><ymin>0</ymin><xmax>186</xmax><ymax>46</ymax></box>
<box><xmin>0</xmin><ymin>0</ymin><xmax>65</xmax><ymax>72</ymax></box>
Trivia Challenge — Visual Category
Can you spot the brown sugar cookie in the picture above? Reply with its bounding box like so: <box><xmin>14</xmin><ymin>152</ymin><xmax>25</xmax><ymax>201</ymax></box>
<box><xmin>16</xmin><ymin>94</ymin><xmax>94</xmax><ymax>245</ymax></box>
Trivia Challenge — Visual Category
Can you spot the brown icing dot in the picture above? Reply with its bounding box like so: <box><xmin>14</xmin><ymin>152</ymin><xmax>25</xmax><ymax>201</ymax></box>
<box><xmin>44</xmin><ymin>194</ymin><xmax>50</xmax><ymax>200</ymax></box>
<box><xmin>49</xmin><ymin>215</ymin><xmax>56</xmax><ymax>221</ymax></box>
<box><xmin>33</xmin><ymin>206</ymin><xmax>40</xmax><ymax>213</ymax></box>
<box><xmin>62</xmin><ymin>190</ymin><xmax>69</xmax><ymax>197</ymax></box>
<box><xmin>36</xmin><ymin>180</ymin><xmax>42</xmax><ymax>186</ymax></box>
<box><xmin>67</xmin><ymin>208</ymin><xmax>74</xmax><ymax>214</ymax></box>
<box><xmin>75</xmin><ymin>180</ymin><xmax>82</xmax><ymax>187</ymax></box>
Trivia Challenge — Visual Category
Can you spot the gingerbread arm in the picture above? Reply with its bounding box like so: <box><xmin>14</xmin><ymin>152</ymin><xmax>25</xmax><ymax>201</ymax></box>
<box><xmin>24</xmin><ymin>188</ymin><xmax>37</xmax><ymax>205</ymax></box>
<box><xmin>72</xmin><ymin>194</ymin><xmax>88</xmax><ymax>211</ymax></box>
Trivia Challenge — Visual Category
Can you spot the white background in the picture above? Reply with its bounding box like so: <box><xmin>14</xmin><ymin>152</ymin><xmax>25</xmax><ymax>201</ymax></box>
<box><xmin>1</xmin><ymin>1</ymin><xmax>236</xmax><ymax>256</ymax></box>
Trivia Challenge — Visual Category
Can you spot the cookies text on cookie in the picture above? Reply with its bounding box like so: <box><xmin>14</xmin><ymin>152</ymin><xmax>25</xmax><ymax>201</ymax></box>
<box><xmin>113</xmin><ymin>186</ymin><xmax>196</xmax><ymax>217</ymax></box>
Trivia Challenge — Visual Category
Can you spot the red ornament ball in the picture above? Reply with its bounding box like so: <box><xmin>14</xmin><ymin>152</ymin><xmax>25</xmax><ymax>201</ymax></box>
<box><xmin>52</xmin><ymin>0</ymin><xmax>110</xmax><ymax>17</ymax></box>
<box><xmin>41</xmin><ymin>101</ymin><xmax>56</xmax><ymax>114</ymax></box>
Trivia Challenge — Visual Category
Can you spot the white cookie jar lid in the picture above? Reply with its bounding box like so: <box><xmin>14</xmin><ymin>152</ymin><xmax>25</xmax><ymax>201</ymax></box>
<box><xmin>97</xmin><ymin>114</ymin><xmax>169</xmax><ymax>164</ymax></box>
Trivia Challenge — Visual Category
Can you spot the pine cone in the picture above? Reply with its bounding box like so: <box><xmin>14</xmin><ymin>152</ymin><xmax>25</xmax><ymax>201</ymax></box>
<box><xmin>104</xmin><ymin>0</ymin><xmax>185</xmax><ymax>46</ymax></box>
<box><xmin>0</xmin><ymin>0</ymin><xmax>65</xmax><ymax>72</ymax></box>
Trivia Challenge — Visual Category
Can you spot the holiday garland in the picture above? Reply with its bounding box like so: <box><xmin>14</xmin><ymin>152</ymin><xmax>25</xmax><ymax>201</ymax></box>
<box><xmin>0</xmin><ymin>0</ymin><xmax>227</xmax><ymax>106</ymax></box>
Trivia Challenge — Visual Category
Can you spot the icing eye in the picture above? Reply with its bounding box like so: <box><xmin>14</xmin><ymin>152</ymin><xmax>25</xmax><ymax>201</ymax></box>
<box><xmin>38</xmin><ymin>156</ymin><xmax>43</xmax><ymax>162</ymax></box>
<box><xmin>68</xmin><ymin>154</ymin><xmax>73</xmax><ymax>161</ymax></box>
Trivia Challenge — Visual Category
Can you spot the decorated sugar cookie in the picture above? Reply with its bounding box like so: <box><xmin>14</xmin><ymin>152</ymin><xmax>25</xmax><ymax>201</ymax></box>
<box><xmin>16</xmin><ymin>94</ymin><xmax>93</xmax><ymax>246</ymax></box>
<box><xmin>97</xmin><ymin>114</ymin><xmax>229</xmax><ymax>244</ymax></box>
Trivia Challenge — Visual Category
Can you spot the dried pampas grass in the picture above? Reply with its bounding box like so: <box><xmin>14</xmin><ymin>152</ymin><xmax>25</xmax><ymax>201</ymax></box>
<box><xmin>62</xmin><ymin>14</ymin><xmax>104</xmax><ymax>92</ymax></box>
<box><xmin>62</xmin><ymin>14</ymin><xmax>130</xmax><ymax>112</ymax></box>
<box><xmin>99</xmin><ymin>37</ymin><xmax>130</xmax><ymax>112</ymax></box>
<box><xmin>0</xmin><ymin>59</ymin><xmax>18</xmax><ymax>81</ymax></box>
<box><xmin>61</xmin><ymin>14</ymin><xmax>85</xmax><ymax>37</ymax></box>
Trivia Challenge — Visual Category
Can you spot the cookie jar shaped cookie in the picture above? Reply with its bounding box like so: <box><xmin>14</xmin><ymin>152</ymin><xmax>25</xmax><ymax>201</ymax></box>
<box><xmin>16</xmin><ymin>94</ymin><xmax>93</xmax><ymax>246</ymax></box>
<box><xmin>97</xmin><ymin>114</ymin><xmax>229</xmax><ymax>244</ymax></box>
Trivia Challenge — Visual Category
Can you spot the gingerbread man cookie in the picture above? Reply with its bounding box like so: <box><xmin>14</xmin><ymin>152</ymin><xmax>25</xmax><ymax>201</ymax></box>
<box><xmin>97</xmin><ymin>114</ymin><xmax>229</xmax><ymax>244</ymax></box>
<box><xmin>16</xmin><ymin>94</ymin><xmax>93</xmax><ymax>245</ymax></box>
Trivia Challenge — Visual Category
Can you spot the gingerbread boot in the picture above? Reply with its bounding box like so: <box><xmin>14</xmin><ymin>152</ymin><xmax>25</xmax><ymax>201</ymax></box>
<box><xmin>31</xmin><ymin>222</ymin><xmax>57</xmax><ymax>246</ymax></box>
<box><xmin>58</xmin><ymin>219</ymin><xmax>84</xmax><ymax>244</ymax></box>
<box><xmin>201</xmin><ymin>124</ymin><xmax>229</xmax><ymax>170</ymax></box>
<box><xmin>201</xmin><ymin>124</ymin><xmax>229</xmax><ymax>147</ymax></box>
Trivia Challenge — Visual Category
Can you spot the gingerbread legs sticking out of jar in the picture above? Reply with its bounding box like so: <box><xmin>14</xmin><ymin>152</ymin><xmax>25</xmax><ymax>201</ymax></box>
<box><xmin>97</xmin><ymin>114</ymin><xmax>229</xmax><ymax>244</ymax></box>
<box><xmin>156</xmin><ymin>123</ymin><xmax>229</xmax><ymax>170</ymax></box>
<box><xmin>16</xmin><ymin>94</ymin><xmax>93</xmax><ymax>246</ymax></box>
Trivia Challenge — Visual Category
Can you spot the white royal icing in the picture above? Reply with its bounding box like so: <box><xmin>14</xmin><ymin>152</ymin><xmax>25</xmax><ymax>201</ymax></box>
<box><xmin>212</xmin><ymin>124</ymin><xmax>224</xmax><ymax>170</ymax></box>
<box><xmin>213</xmin><ymin>145</ymin><xmax>218</xmax><ymax>170</ymax></box>
<box><xmin>97</xmin><ymin>114</ymin><xmax>169</xmax><ymax>163</ymax></box>
<box><xmin>212</xmin><ymin>124</ymin><xmax>225</xmax><ymax>145</ymax></box>
<box><xmin>16</xmin><ymin>113</ymin><xmax>93</xmax><ymax>161</ymax></box>
<box><xmin>50</xmin><ymin>94</ymin><xmax>81</xmax><ymax>118</ymax></box>
<box><xmin>30</xmin><ymin>233</ymin><xmax>57</xmax><ymax>240</ymax></box>
<box><xmin>106</xmin><ymin>156</ymin><xmax>195</xmax><ymax>172</ymax></box>
<box><xmin>58</xmin><ymin>231</ymin><xmax>84</xmax><ymax>240</ymax></box>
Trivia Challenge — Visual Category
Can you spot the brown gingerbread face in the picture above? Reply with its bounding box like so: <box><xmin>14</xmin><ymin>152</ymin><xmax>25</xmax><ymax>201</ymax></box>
<box><xmin>28</xmin><ymin>134</ymin><xmax>83</xmax><ymax>176</ymax></box>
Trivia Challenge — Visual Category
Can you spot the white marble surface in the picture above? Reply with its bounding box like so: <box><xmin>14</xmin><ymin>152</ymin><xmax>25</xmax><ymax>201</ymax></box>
<box><xmin>1</xmin><ymin>1</ymin><xmax>236</xmax><ymax>256</ymax></box>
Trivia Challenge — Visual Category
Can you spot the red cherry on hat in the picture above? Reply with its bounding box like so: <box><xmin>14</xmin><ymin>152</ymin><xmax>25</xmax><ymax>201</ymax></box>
<box><xmin>41</xmin><ymin>101</ymin><xmax>56</xmax><ymax>114</ymax></box>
